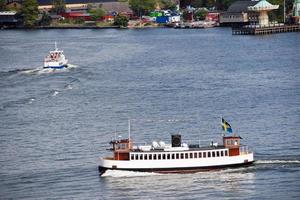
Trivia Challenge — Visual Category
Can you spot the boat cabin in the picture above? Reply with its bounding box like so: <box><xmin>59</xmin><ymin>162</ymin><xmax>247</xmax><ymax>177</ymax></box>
<box><xmin>110</xmin><ymin>139</ymin><xmax>132</xmax><ymax>160</ymax></box>
<box><xmin>223</xmin><ymin>136</ymin><xmax>242</xmax><ymax>156</ymax></box>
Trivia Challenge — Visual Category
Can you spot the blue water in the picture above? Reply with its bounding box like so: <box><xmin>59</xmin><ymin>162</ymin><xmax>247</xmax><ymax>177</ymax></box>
<box><xmin>0</xmin><ymin>28</ymin><xmax>299</xmax><ymax>199</ymax></box>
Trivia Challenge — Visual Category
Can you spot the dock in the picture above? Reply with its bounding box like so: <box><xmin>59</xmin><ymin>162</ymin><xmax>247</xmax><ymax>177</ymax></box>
<box><xmin>232</xmin><ymin>24</ymin><xmax>300</xmax><ymax>35</ymax></box>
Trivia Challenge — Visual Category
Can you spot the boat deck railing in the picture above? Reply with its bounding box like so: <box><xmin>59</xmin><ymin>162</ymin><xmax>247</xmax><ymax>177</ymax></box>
<box><xmin>240</xmin><ymin>145</ymin><xmax>250</xmax><ymax>155</ymax></box>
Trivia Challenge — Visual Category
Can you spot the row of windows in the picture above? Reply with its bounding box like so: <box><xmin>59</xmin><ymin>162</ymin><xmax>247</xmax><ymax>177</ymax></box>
<box><xmin>130</xmin><ymin>150</ymin><xmax>228</xmax><ymax>161</ymax></box>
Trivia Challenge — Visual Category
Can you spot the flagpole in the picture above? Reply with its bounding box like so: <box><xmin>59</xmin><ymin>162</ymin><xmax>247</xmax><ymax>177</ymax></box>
<box><xmin>128</xmin><ymin>119</ymin><xmax>131</xmax><ymax>140</ymax></box>
<box><xmin>221</xmin><ymin>115</ymin><xmax>225</xmax><ymax>137</ymax></box>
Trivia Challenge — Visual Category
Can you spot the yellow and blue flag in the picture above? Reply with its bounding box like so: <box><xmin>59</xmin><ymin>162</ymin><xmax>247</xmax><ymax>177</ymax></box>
<box><xmin>222</xmin><ymin>118</ymin><xmax>233</xmax><ymax>133</ymax></box>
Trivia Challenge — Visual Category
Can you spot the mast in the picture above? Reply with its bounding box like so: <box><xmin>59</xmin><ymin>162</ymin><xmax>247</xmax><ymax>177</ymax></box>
<box><xmin>284</xmin><ymin>0</ymin><xmax>286</xmax><ymax>23</ymax></box>
<box><xmin>128</xmin><ymin>119</ymin><xmax>131</xmax><ymax>140</ymax></box>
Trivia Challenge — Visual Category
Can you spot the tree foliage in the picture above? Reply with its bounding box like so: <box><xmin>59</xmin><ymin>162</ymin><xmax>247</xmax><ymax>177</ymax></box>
<box><xmin>114</xmin><ymin>14</ymin><xmax>129</xmax><ymax>27</ymax></box>
<box><xmin>160</xmin><ymin>0</ymin><xmax>177</xmax><ymax>10</ymax></box>
<box><xmin>0</xmin><ymin>0</ymin><xmax>6</xmax><ymax>11</ymax></box>
<box><xmin>21</xmin><ymin>0</ymin><xmax>39</xmax><ymax>27</ymax></box>
<box><xmin>89</xmin><ymin>8</ymin><xmax>106</xmax><ymax>21</ymax></box>
<box><xmin>194</xmin><ymin>8</ymin><xmax>208</xmax><ymax>20</ymax></box>
<box><xmin>129</xmin><ymin>0</ymin><xmax>156</xmax><ymax>16</ymax></box>
<box><xmin>39</xmin><ymin>11</ymin><xmax>51</xmax><ymax>26</ymax></box>
<box><xmin>52</xmin><ymin>0</ymin><xmax>66</xmax><ymax>14</ymax></box>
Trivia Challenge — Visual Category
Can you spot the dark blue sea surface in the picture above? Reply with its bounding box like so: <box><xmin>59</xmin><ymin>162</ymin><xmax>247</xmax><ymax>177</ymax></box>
<box><xmin>0</xmin><ymin>28</ymin><xmax>299</xmax><ymax>199</ymax></box>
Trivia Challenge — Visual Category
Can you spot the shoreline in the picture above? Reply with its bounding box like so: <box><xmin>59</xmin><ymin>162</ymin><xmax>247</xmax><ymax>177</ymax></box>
<box><xmin>1</xmin><ymin>25</ymin><xmax>122</xmax><ymax>30</ymax></box>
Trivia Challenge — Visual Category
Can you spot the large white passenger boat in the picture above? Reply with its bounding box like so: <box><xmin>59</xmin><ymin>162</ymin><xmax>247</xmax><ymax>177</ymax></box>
<box><xmin>98</xmin><ymin>121</ymin><xmax>254</xmax><ymax>176</ymax></box>
<box><xmin>44</xmin><ymin>42</ymin><xmax>68</xmax><ymax>69</ymax></box>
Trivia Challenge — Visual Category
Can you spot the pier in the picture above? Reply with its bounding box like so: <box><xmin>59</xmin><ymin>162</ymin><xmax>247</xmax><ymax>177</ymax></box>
<box><xmin>232</xmin><ymin>24</ymin><xmax>300</xmax><ymax>35</ymax></box>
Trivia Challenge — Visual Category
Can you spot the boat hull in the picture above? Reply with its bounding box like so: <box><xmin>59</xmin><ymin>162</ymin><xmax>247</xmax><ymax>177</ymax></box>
<box><xmin>98</xmin><ymin>161</ymin><xmax>254</xmax><ymax>175</ymax></box>
<box><xmin>44</xmin><ymin>59</ymin><xmax>68</xmax><ymax>69</ymax></box>
<box><xmin>43</xmin><ymin>65</ymin><xmax>68</xmax><ymax>69</ymax></box>
<box><xmin>99</xmin><ymin>152</ymin><xmax>254</xmax><ymax>176</ymax></box>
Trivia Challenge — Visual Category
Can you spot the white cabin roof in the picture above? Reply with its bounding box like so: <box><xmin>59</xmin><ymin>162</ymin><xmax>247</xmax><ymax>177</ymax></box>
<box><xmin>248</xmin><ymin>0</ymin><xmax>279</xmax><ymax>11</ymax></box>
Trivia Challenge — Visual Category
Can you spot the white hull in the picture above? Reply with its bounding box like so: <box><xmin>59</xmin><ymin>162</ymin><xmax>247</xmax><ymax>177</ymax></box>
<box><xmin>44</xmin><ymin>59</ymin><xmax>68</xmax><ymax>68</ymax></box>
<box><xmin>100</xmin><ymin>152</ymin><xmax>254</xmax><ymax>171</ymax></box>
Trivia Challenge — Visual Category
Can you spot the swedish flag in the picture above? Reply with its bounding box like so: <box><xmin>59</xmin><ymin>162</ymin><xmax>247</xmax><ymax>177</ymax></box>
<box><xmin>222</xmin><ymin>118</ymin><xmax>233</xmax><ymax>133</ymax></box>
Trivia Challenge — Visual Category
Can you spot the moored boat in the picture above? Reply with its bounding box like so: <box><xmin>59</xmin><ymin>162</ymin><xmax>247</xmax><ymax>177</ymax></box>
<box><xmin>98</xmin><ymin>119</ymin><xmax>254</xmax><ymax>176</ymax></box>
<box><xmin>44</xmin><ymin>42</ymin><xmax>68</xmax><ymax>69</ymax></box>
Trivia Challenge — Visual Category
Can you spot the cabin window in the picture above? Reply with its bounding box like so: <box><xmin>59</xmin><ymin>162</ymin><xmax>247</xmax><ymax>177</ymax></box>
<box><xmin>194</xmin><ymin>152</ymin><xmax>198</xmax><ymax>158</ymax></box>
<box><xmin>167</xmin><ymin>154</ymin><xmax>170</xmax><ymax>159</ymax></box>
<box><xmin>131</xmin><ymin>154</ymin><xmax>134</xmax><ymax>160</ymax></box>
<box><xmin>172</xmin><ymin>154</ymin><xmax>175</xmax><ymax>159</ymax></box>
<box><xmin>227</xmin><ymin>140</ymin><xmax>230</xmax><ymax>145</ymax></box>
<box><xmin>231</xmin><ymin>140</ymin><xmax>234</xmax><ymax>145</ymax></box>
<box><xmin>203</xmin><ymin>152</ymin><xmax>206</xmax><ymax>158</ymax></box>
<box><xmin>158</xmin><ymin>154</ymin><xmax>161</xmax><ymax>160</ymax></box>
<box><xmin>119</xmin><ymin>143</ymin><xmax>127</xmax><ymax>149</ymax></box>
<box><xmin>212</xmin><ymin>152</ymin><xmax>215</xmax><ymax>157</ymax></box>
<box><xmin>135</xmin><ymin>154</ymin><xmax>138</xmax><ymax>160</ymax></box>
<box><xmin>221</xmin><ymin>151</ymin><xmax>224</xmax><ymax>157</ymax></box>
<box><xmin>149</xmin><ymin>154</ymin><xmax>152</xmax><ymax>160</ymax></box>
<box><xmin>199</xmin><ymin>152</ymin><xmax>202</xmax><ymax>158</ymax></box>
<box><xmin>163</xmin><ymin>154</ymin><xmax>166</xmax><ymax>160</ymax></box>
<box><xmin>185</xmin><ymin>153</ymin><xmax>188</xmax><ymax>159</ymax></box>
<box><xmin>235</xmin><ymin>140</ymin><xmax>238</xmax><ymax>145</ymax></box>
<box><xmin>208</xmin><ymin>152</ymin><xmax>211</xmax><ymax>157</ymax></box>
<box><xmin>181</xmin><ymin>153</ymin><xmax>184</xmax><ymax>159</ymax></box>
<box><xmin>225</xmin><ymin>151</ymin><xmax>228</xmax><ymax>156</ymax></box>
<box><xmin>140</xmin><ymin>154</ymin><xmax>143</xmax><ymax>160</ymax></box>
<box><xmin>190</xmin><ymin>153</ymin><xmax>193</xmax><ymax>159</ymax></box>
<box><xmin>176</xmin><ymin>153</ymin><xmax>179</xmax><ymax>159</ymax></box>
<box><xmin>154</xmin><ymin>154</ymin><xmax>157</xmax><ymax>160</ymax></box>
<box><xmin>144</xmin><ymin>154</ymin><xmax>148</xmax><ymax>160</ymax></box>
<box><xmin>217</xmin><ymin>151</ymin><xmax>220</xmax><ymax>157</ymax></box>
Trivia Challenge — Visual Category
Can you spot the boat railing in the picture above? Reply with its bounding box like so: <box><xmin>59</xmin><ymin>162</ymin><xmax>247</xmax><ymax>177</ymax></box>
<box><xmin>239</xmin><ymin>145</ymin><xmax>250</xmax><ymax>155</ymax></box>
<box><xmin>183</xmin><ymin>139</ymin><xmax>219</xmax><ymax>148</ymax></box>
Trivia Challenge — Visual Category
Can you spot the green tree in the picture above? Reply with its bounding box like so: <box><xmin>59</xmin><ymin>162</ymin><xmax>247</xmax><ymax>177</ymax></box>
<box><xmin>52</xmin><ymin>0</ymin><xmax>66</xmax><ymax>14</ymax></box>
<box><xmin>215</xmin><ymin>0</ymin><xmax>235</xmax><ymax>10</ymax></box>
<box><xmin>39</xmin><ymin>11</ymin><xmax>51</xmax><ymax>26</ymax></box>
<box><xmin>22</xmin><ymin>0</ymin><xmax>39</xmax><ymax>27</ymax></box>
<box><xmin>129</xmin><ymin>0</ymin><xmax>156</xmax><ymax>16</ymax></box>
<box><xmin>0</xmin><ymin>0</ymin><xmax>6</xmax><ymax>11</ymax></box>
<box><xmin>89</xmin><ymin>8</ymin><xmax>106</xmax><ymax>21</ymax></box>
<box><xmin>191</xmin><ymin>0</ymin><xmax>204</xmax><ymax>8</ymax></box>
<box><xmin>194</xmin><ymin>8</ymin><xmax>208</xmax><ymax>20</ymax></box>
<box><xmin>160</xmin><ymin>0</ymin><xmax>177</xmax><ymax>10</ymax></box>
<box><xmin>114</xmin><ymin>14</ymin><xmax>129</xmax><ymax>27</ymax></box>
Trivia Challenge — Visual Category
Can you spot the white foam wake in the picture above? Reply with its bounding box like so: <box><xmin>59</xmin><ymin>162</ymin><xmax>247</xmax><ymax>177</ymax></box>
<box><xmin>52</xmin><ymin>90</ymin><xmax>59</xmax><ymax>96</ymax></box>
<box><xmin>102</xmin><ymin>170</ymin><xmax>159</xmax><ymax>178</ymax></box>
<box><xmin>256</xmin><ymin>160</ymin><xmax>300</xmax><ymax>164</ymax></box>
<box><xmin>18</xmin><ymin>64</ymin><xmax>79</xmax><ymax>75</ymax></box>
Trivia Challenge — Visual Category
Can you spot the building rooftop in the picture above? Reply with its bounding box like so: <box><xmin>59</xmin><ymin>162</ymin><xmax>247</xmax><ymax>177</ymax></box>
<box><xmin>227</xmin><ymin>0</ymin><xmax>258</xmax><ymax>13</ymax></box>
<box><xmin>37</xmin><ymin>0</ymin><xmax>118</xmax><ymax>6</ymax></box>
<box><xmin>248</xmin><ymin>0</ymin><xmax>279</xmax><ymax>11</ymax></box>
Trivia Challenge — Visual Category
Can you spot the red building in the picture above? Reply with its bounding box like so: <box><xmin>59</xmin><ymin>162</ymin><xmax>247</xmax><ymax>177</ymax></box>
<box><xmin>206</xmin><ymin>12</ymin><xmax>220</xmax><ymax>22</ymax></box>
<box><xmin>61</xmin><ymin>12</ymin><xmax>92</xmax><ymax>21</ymax></box>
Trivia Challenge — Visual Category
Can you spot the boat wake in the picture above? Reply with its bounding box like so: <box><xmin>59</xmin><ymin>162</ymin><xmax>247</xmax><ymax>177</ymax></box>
<box><xmin>18</xmin><ymin>64</ymin><xmax>79</xmax><ymax>75</ymax></box>
<box><xmin>256</xmin><ymin>159</ymin><xmax>300</xmax><ymax>164</ymax></box>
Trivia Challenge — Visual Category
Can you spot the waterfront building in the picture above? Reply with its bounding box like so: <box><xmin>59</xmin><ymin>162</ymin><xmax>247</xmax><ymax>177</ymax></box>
<box><xmin>219</xmin><ymin>0</ymin><xmax>259</xmax><ymax>26</ymax></box>
<box><xmin>0</xmin><ymin>11</ymin><xmax>18</xmax><ymax>27</ymax></box>
<box><xmin>293</xmin><ymin>0</ymin><xmax>300</xmax><ymax>23</ymax></box>
<box><xmin>248</xmin><ymin>0</ymin><xmax>279</xmax><ymax>27</ymax></box>
<box><xmin>5</xmin><ymin>0</ymin><xmax>23</xmax><ymax>11</ymax></box>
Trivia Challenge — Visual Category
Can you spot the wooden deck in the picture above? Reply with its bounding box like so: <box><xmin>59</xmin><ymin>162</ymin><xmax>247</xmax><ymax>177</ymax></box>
<box><xmin>232</xmin><ymin>24</ymin><xmax>300</xmax><ymax>35</ymax></box>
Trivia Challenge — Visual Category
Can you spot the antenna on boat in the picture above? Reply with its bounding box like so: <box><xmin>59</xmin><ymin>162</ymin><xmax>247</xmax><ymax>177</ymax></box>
<box><xmin>128</xmin><ymin>119</ymin><xmax>131</xmax><ymax>140</ymax></box>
